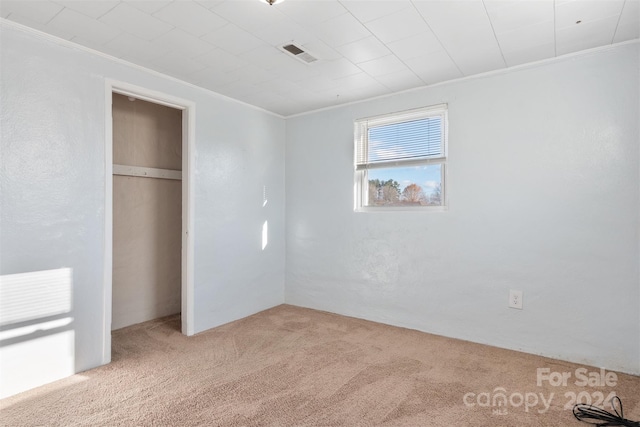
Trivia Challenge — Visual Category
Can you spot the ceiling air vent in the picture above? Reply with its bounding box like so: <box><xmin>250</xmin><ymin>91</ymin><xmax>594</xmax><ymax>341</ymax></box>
<box><xmin>280</xmin><ymin>43</ymin><xmax>318</xmax><ymax>64</ymax></box>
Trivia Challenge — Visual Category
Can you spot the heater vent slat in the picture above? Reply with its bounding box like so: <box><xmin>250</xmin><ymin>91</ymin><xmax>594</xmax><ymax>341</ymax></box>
<box><xmin>280</xmin><ymin>43</ymin><xmax>318</xmax><ymax>64</ymax></box>
<box><xmin>298</xmin><ymin>52</ymin><xmax>317</xmax><ymax>64</ymax></box>
<box><xmin>283</xmin><ymin>44</ymin><xmax>304</xmax><ymax>55</ymax></box>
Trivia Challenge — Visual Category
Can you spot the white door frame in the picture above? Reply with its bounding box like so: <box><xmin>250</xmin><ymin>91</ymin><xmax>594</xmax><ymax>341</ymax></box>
<box><xmin>103</xmin><ymin>80</ymin><xmax>195</xmax><ymax>364</ymax></box>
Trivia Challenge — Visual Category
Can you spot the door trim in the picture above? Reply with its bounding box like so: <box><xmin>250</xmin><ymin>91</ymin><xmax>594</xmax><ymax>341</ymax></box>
<box><xmin>103</xmin><ymin>80</ymin><xmax>195</xmax><ymax>364</ymax></box>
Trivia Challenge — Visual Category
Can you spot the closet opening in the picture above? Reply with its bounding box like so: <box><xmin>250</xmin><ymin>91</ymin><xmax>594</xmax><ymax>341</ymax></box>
<box><xmin>112</xmin><ymin>92</ymin><xmax>182</xmax><ymax>332</ymax></box>
<box><xmin>103</xmin><ymin>82</ymin><xmax>195</xmax><ymax>364</ymax></box>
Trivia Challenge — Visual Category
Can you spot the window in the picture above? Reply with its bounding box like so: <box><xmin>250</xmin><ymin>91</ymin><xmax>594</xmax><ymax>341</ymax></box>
<box><xmin>354</xmin><ymin>104</ymin><xmax>448</xmax><ymax>210</ymax></box>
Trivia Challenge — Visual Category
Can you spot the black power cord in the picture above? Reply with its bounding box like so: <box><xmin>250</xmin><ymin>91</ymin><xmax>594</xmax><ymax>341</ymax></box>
<box><xmin>573</xmin><ymin>396</ymin><xmax>640</xmax><ymax>426</ymax></box>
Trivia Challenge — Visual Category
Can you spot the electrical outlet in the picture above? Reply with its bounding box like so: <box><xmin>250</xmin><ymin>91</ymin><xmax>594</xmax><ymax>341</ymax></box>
<box><xmin>509</xmin><ymin>290</ymin><xmax>523</xmax><ymax>309</ymax></box>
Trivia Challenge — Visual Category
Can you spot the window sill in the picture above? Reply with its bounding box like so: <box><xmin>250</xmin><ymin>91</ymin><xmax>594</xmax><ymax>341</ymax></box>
<box><xmin>355</xmin><ymin>205</ymin><xmax>448</xmax><ymax>213</ymax></box>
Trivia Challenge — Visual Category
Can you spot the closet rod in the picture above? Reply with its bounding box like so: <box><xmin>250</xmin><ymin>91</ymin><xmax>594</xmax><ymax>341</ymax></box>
<box><xmin>113</xmin><ymin>164</ymin><xmax>182</xmax><ymax>181</ymax></box>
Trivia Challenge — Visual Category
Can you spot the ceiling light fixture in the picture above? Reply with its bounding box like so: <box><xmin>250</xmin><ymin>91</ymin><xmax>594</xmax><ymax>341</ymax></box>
<box><xmin>263</xmin><ymin>0</ymin><xmax>285</xmax><ymax>5</ymax></box>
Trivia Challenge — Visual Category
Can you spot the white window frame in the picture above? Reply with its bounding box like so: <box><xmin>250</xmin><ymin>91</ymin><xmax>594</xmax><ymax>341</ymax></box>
<box><xmin>354</xmin><ymin>104</ymin><xmax>448</xmax><ymax>212</ymax></box>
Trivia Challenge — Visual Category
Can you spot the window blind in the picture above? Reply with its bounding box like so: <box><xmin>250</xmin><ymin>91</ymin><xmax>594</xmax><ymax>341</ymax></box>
<box><xmin>355</xmin><ymin>105</ymin><xmax>446</xmax><ymax>169</ymax></box>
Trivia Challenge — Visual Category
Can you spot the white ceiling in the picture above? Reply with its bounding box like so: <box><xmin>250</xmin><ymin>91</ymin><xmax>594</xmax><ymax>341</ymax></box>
<box><xmin>2</xmin><ymin>0</ymin><xmax>638</xmax><ymax>116</ymax></box>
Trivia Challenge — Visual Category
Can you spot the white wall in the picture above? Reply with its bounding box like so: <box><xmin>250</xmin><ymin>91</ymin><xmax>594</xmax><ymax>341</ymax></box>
<box><xmin>0</xmin><ymin>23</ymin><xmax>285</xmax><ymax>397</ymax></box>
<box><xmin>285</xmin><ymin>43</ymin><xmax>640</xmax><ymax>375</ymax></box>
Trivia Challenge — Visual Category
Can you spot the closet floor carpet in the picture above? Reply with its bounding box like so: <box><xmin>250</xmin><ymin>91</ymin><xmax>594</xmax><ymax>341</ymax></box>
<box><xmin>1</xmin><ymin>304</ymin><xmax>639</xmax><ymax>426</ymax></box>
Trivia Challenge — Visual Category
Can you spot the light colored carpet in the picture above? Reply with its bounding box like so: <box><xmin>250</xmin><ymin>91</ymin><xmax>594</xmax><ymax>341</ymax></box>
<box><xmin>1</xmin><ymin>304</ymin><xmax>638</xmax><ymax>426</ymax></box>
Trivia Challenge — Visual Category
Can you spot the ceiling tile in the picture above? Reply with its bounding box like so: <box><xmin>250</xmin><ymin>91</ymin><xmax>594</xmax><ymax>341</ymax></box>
<box><xmin>254</xmin><ymin>78</ymin><xmax>300</xmax><ymax>97</ymax></box>
<box><xmin>483</xmin><ymin>0</ymin><xmax>554</xmax><ymax>35</ymax></box>
<box><xmin>339</xmin><ymin>0</ymin><xmax>411</xmax><ymax>23</ymax></box>
<box><xmin>415</xmin><ymin>1</ymin><xmax>496</xmax><ymax>52</ymax></box>
<box><xmin>214</xmin><ymin>80</ymin><xmax>263</xmax><ymax>99</ymax></box>
<box><xmin>213</xmin><ymin>3</ymin><xmax>309</xmax><ymax>47</ymax></box>
<box><xmin>195</xmin><ymin>48</ymin><xmax>250</xmax><ymax>73</ymax></box>
<box><xmin>0</xmin><ymin>1</ymin><xmax>63</xmax><ymax>24</ymax></box>
<box><xmin>242</xmin><ymin>91</ymin><xmax>292</xmax><ymax>114</ymax></box>
<box><xmin>502</xmin><ymin>43</ymin><xmax>555</xmax><ymax>67</ymax></box>
<box><xmin>251</xmin><ymin>17</ymin><xmax>316</xmax><ymax>47</ymax></box>
<box><xmin>154</xmin><ymin>29</ymin><xmax>216</xmax><ymax>58</ymax></box>
<box><xmin>357</xmin><ymin>54</ymin><xmax>408</xmax><ymax>77</ymax></box>
<box><xmin>443</xmin><ymin>26</ymin><xmax>499</xmax><ymax>53</ymax></box>
<box><xmin>336</xmin><ymin>36</ymin><xmax>391</xmax><ymax>64</ymax></box>
<box><xmin>365</xmin><ymin>7</ymin><xmax>430</xmax><ymax>44</ymax></box>
<box><xmin>385</xmin><ymin>30</ymin><xmax>443</xmax><ymax>60</ymax></box>
<box><xmin>414</xmin><ymin>0</ymin><xmax>506</xmax><ymax>76</ymax></box>
<box><xmin>149</xmin><ymin>58</ymin><xmax>200</xmax><ymax>81</ymax></box>
<box><xmin>297</xmin><ymin>75</ymin><xmax>341</xmax><ymax>92</ymax></box>
<box><xmin>189</xmin><ymin>67</ymin><xmax>241</xmax><ymax>89</ymax></box>
<box><xmin>202</xmin><ymin>23</ymin><xmax>266</xmax><ymax>55</ymax></box>
<box><xmin>618</xmin><ymin>0</ymin><xmax>640</xmax><ymax>24</ymax></box>
<box><xmin>324</xmin><ymin>82</ymin><xmax>390</xmax><ymax>104</ymax></box>
<box><xmin>300</xmin><ymin>39</ymin><xmax>342</xmax><ymax>61</ymax></box>
<box><xmin>194</xmin><ymin>1</ymin><xmax>225</xmax><ymax>11</ymax></box>
<box><xmin>99</xmin><ymin>3</ymin><xmax>173</xmax><ymax>40</ymax></box>
<box><xmin>415</xmin><ymin>0</ymin><xmax>490</xmax><ymax>34</ymax></box>
<box><xmin>46</xmin><ymin>8</ymin><xmax>121</xmax><ymax>45</ymax></box>
<box><xmin>239</xmin><ymin>45</ymin><xmax>289</xmax><ymax>69</ymax></box>
<box><xmin>267</xmin><ymin>59</ymin><xmax>322</xmax><ymax>83</ymax></box>
<box><xmin>278</xmin><ymin>0</ymin><xmax>347</xmax><ymax>26</ymax></box>
<box><xmin>313</xmin><ymin>12</ymin><xmax>371</xmax><ymax>47</ymax></box>
<box><xmin>555</xmin><ymin>0</ymin><xmax>625</xmax><ymax>29</ymax></box>
<box><xmin>152</xmin><ymin>1</ymin><xmax>227</xmax><ymax>38</ymax></box>
<box><xmin>151</xmin><ymin>50</ymin><xmax>207</xmax><ymax>80</ymax></box>
<box><xmin>412</xmin><ymin>1</ymin><xmax>506</xmax><ymax>76</ymax></box>
<box><xmin>253</xmin><ymin>49</ymin><xmax>297</xmax><ymax>71</ymax></box>
<box><xmin>432</xmin><ymin>24</ymin><xmax>505</xmax><ymax>75</ymax></box>
<box><xmin>556</xmin><ymin>15</ymin><xmax>620</xmax><ymax>55</ymax></box>
<box><xmin>449</xmin><ymin>44</ymin><xmax>506</xmax><ymax>76</ymax></box>
<box><xmin>7</xmin><ymin>12</ymin><xmax>74</xmax><ymax>40</ymax></box>
<box><xmin>231</xmin><ymin>65</ymin><xmax>277</xmax><ymax>85</ymax></box>
<box><xmin>374</xmin><ymin>68</ymin><xmax>425</xmax><ymax>92</ymax></box>
<box><xmin>613</xmin><ymin>22</ymin><xmax>640</xmax><ymax>42</ymax></box>
<box><xmin>495</xmin><ymin>20</ymin><xmax>554</xmax><ymax>53</ymax></box>
<box><xmin>211</xmin><ymin>1</ymin><xmax>288</xmax><ymax>32</ymax></box>
<box><xmin>613</xmin><ymin>0</ymin><xmax>640</xmax><ymax>43</ymax></box>
<box><xmin>332</xmin><ymin>71</ymin><xmax>385</xmax><ymax>91</ymax></box>
<box><xmin>102</xmin><ymin>32</ymin><xmax>168</xmax><ymax>61</ymax></box>
<box><xmin>298</xmin><ymin>97</ymin><xmax>338</xmax><ymax>113</ymax></box>
<box><xmin>281</xmin><ymin>91</ymin><xmax>326</xmax><ymax>110</ymax></box>
<box><xmin>405</xmin><ymin>50</ymin><xmax>463</xmax><ymax>84</ymax></box>
<box><xmin>312</xmin><ymin>88</ymin><xmax>349</xmax><ymax>102</ymax></box>
<box><xmin>243</xmin><ymin>86</ymin><xmax>287</xmax><ymax>102</ymax></box>
<box><xmin>313</xmin><ymin>57</ymin><xmax>362</xmax><ymax>79</ymax></box>
<box><xmin>55</xmin><ymin>1</ymin><xmax>119</xmax><ymax>19</ymax></box>
<box><xmin>124</xmin><ymin>0</ymin><xmax>172</xmax><ymax>15</ymax></box>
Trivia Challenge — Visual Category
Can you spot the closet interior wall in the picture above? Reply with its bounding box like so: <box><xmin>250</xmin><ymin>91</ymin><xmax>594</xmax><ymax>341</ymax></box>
<box><xmin>111</xmin><ymin>93</ymin><xmax>182</xmax><ymax>330</ymax></box>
